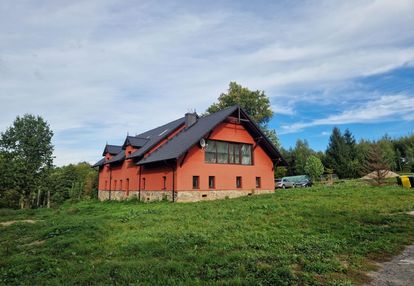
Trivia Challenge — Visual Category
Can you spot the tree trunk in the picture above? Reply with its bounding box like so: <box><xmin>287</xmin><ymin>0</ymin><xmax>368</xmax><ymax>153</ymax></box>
<box><xmin>20</xmin><ymin>196</ymin><xmax>31</xmax><ymax>209</ymax></box>
<box><xmin>47</xmin><ymin>190</ymin><xmax>50</xmax><ymax>208</ymax></box>
<box><xmin>37</xmin><ymin>189</ymin><xmax>41</xmax><ymax>208</ymax></box>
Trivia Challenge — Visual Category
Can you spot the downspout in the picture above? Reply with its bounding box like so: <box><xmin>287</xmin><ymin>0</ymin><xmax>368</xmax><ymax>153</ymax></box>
<box><xmin>164</xmin><ymin>160</ymin><xmax>176</xmax><ymax>202</ymax></box>
<box><xmin>109</xmin><ymin>165</ymin><xmax>112</xmax><ymax>200</ymax></box>
<box><xmin>172</xmin><ymin>163</ymin><xmax>176</xmax><ymax>202</ymax></box>
<box><xmin>138</xmin><ymin>166</ymin><xmax>142</xmax><ymax>202</ymax></box>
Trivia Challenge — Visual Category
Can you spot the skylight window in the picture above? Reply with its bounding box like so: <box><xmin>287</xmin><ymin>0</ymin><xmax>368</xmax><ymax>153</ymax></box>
<box><xmin>158</xmin><ymin>129</ymin><xmax>168</xmax><ymax>136</ymax></box>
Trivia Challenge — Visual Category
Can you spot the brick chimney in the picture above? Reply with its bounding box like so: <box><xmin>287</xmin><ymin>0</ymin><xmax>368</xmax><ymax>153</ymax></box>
<box><xmin>185</xmin><ymin>112</ymin><xmax>198</xmax><ymax>128</ymax></box>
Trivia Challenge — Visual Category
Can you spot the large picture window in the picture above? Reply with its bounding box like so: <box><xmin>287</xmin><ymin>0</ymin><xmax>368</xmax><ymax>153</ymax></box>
<box><xmin>205</xmin><ymin>140</ymin><xmax>252</xmax><ymax>165</ymax></box>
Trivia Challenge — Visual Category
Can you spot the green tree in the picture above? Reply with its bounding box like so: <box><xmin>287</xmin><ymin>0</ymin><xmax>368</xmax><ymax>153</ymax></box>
<box><xmin>0</xmin><ymin>114</ymin><xmax>54</xmax><ymax>208</ymax></box>
<box><xmin>48</xmin><ymin>162</ymin><xmax>98</xmax><ymax>205</ymax></box>
<box><xmin>364</xmin><ymin>144</ymin><xmax>390</xmax><ymax>185</ymax></box>
<box><xmin>325</xmin><ymin>127</ymin><xmax>352</xmax><ymax>178</ymax></box>
<box><xmin>292</xmin><ymin>139</ymin><xmax>313</xmax><ymax>175</ymax></box>
<box><xmin>355</xmin><ymin>139</ymin><xmax>373</xmax><ymax>176</ymax></box>
<box><xmin>377</xmin><ymin>135</ymin><xmax>397</xmax><ymax>171</ymax></box>
<box><xmin>206</xmin><ymin>82</ymin><xmax>280</xmax><ymax>148</ymax></box>
<box><xmin>0</xmin><ymin>152</ymin><xmax>20</xmax><ymax>208</ymax></box>
<box><xmin>304</xmin><ymin>155</ymin><xmax>325</xmax><ymax>181</ymax></box>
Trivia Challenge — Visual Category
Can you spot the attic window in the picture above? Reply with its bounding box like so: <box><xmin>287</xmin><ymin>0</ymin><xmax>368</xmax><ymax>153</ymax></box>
<box><xmin>158</xmin><ymin>129</ymin><xmax>168</xmax><ymax>136</ymax></box>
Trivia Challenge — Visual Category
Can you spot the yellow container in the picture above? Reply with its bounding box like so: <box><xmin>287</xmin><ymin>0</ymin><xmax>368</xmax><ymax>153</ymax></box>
<box><xmin>400</xmin><ymin>176</ymin><xmax>412</xmax><ymax>188</ymax></box>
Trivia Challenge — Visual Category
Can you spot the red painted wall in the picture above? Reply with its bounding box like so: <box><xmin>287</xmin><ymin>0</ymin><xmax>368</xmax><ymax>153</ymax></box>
<box><xmin>176</xmin><ymin>122</ymin><xmax>275</xmax><ymax>191</ymax></box>
<box><xmin>98</xmin><ymin>124</ymin><xmax>185</xmax><ymax>193</ymax></box>
<box><xmin>98</xmin><ymin>145</ymin><xmax>140</xmax><ymax>192</ymax></box>
<box><xmin>98</xmin><ymin>121</ymin><xmax>275</xmax><ymax>193</ymax></box>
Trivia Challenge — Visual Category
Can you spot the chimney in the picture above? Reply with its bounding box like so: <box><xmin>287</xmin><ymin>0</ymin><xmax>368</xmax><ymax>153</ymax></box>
<box><xmin>185</xmin><ymin>112</ymin><xmax>198</xmax><ymax>128</ymax></box>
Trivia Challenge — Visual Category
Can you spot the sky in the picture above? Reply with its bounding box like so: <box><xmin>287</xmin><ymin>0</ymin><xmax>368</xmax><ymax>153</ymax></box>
<box><xmin>0</xmin><ymin>0</ymin><xmax>413</xmax><ymax>166</ymax></box>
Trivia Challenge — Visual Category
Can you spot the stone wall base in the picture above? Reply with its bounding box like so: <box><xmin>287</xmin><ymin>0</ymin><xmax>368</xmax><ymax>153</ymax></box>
<box><xmin>98</xmin><ymin>189</ymin><xmax>273</xmax><ymax>202</ymax></box>
<box><xmin>175</xmin><ymin>189</ymin><xmax>274</xmax><ymax>202</ymax></box>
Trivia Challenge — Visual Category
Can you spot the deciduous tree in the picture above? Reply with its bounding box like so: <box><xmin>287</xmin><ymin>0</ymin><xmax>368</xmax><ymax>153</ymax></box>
<box><xmin>304</xmin><ymin>155</ymin><xmax>325</xmax><ymax>181</ymax></box>
<box><xmin>0</xmin><ymin>114</ymin><xmax>54</xmax><ymax>208</ymax></box>
<box><xmin>206</xmin><ymin>82</ymin><xmax>280</xmax><ymax>148</ymax></box>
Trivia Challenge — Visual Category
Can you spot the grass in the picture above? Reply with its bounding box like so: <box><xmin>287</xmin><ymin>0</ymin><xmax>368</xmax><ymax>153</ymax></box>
<box><xmin>1</xmin><ymin>181</ymin><xmax>414</xmax><ymax>285</ymax></box>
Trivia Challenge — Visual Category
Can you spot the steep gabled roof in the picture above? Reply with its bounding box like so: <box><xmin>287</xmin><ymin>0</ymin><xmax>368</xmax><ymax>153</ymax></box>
<box><xmin>127</xmin><ymin>116</ymin><xmax>186</xmax><ymax>160</ymax></box>
<box><xmin>92</xmin><ymin>158</ymin><xmax>106</xmax><ymax>168</ymax></box>
<box><xmin>122</xmin><ymin>136</ymin><xmax>149</xmax><ymax>149</ymax></box>
<box><xmin>105</xmin><ymin>151</ymin><xmax>125</xmax><ymax>165</ymax></box>
<box><xmin>137</xmin><ymin>105</ymin><xmax>287</xmax><ymax>166</ymax></box>
<box><xmin>102</xmin><ymin>144</ymin><xmax>122</xmax><ymax>156</ymax></box>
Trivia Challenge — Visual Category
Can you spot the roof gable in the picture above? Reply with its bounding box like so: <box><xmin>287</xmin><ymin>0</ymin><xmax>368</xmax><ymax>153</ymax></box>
<box><xmin>122</xmin><ymin>136</ymin><xmax>148</xmax><ymax>149</ymax></box>
<box><xmin>102</xmin><ymin>145</ymin><xmax>122</xmax><ymax>156</ymax></box>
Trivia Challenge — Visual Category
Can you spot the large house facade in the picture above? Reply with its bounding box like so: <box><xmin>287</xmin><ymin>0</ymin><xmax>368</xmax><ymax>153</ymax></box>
<box><xmin>93</xmin><ymin>106</ymin><xmax>286</xmax><ymax>202</ymax></box>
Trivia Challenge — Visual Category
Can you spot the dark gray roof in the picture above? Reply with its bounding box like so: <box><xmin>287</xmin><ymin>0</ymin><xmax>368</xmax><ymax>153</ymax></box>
<box><xmin>102</xmin><ymin>145</ymin><xmax>122</xmax><ymax>156</ymax></box>
<box><xmin>122</xmin><ymin>136</ymin><xmax>148</xmax><ymax>149</ymax></box>
<box><xmin>138</xmin><ymin>106</ymin><xmax>237</xmax><ymax>165</ymax></box>
<box><xmin>105</xmin><ymin>151</ymin><xmax>125</xmax><ymax>165</ymax></box>
<box><xmin>92</xmin><ymin>158</ymin><xmax>106</xmax><ymax>168</ymax></box>
<box><xmin>138</xmin><ymin>105</ymin><xmax>287</xmax><ymax>166</ymax></box>
<box><xmin>127</xmin><ymin>116</ymin><xmax>185</xmax><ymax>159</ymax></box>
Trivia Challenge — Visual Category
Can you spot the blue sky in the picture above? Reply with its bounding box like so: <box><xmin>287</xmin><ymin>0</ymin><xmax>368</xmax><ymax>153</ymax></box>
<box><xmin>0</xmin><ymin>0</ymin><xmax>413</xmax><ymax>165</ymax></box>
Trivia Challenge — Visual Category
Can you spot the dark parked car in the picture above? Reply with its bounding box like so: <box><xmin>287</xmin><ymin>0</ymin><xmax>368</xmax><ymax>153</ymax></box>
<box><xmin>295</xmin><ymin>178</ymin><xmax>313</xmax><ymax>188</ymax></box>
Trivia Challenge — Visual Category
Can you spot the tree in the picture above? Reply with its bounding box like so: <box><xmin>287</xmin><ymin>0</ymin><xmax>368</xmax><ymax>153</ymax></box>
<box><xmin>0</xmin><ymin>114</ymin><xmax>54</xmax><ymax>208</ymax></box>
<box><xmin>325</xmin><ymin>127</ymin><xmax>359</xmax><ymax>178</ymax></box>
<box><xmin>364</xmin><ymin>144</ymin><xmax>390</xmax><ymax>185</ymax></box>
<box><xmin>48</xmin><ymin>162</ymin><xmax>98</xmax><ymax>205</ymax></box>
<box><xmin>377</xmin><ymin>135</ymin><xmax>397</xmax><ymax>171</ymax></box>
<box><xmin>304</xmin><ymin>155</ymin><xmax>325</xmax><ymax>181</ymax></box>
<box><xmin>0</xmin><ymin>152</ymin><xmax>20</xmax><ymax>208</ymax></box>
<box><xmin>292</xmin><ymin>139</ymin><xmax>313</xmax><ymax>175</ymax></box>
<box><xmin>206</xmin><ymin>82</ymin><xmax>280</xmax><ymax>148</ymax></box>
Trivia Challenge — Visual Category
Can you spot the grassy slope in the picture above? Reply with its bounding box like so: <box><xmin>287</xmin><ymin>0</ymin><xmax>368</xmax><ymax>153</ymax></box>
<box><xmin>1</xmin><ymin>181</ymin><xmax>414</xmax><ymax>286</ymax></box>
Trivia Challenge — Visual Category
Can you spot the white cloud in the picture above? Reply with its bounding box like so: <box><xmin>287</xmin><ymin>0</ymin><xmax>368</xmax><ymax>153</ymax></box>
<box><xmin>281</xmin><ymin>95</ymin><xmax>414</xmax><ymax>133</ymax></box>
<box><xmin>0</xmin><ymin>0</ymin><xmax>413</xmax><ymax>164</ymax></box>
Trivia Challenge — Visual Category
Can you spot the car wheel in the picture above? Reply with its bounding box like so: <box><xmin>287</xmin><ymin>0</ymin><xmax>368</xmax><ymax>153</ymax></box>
<box><xmin>282</xmin><ymin>185</ymin><xmax>286</xmax><ymax>189</ymax></box>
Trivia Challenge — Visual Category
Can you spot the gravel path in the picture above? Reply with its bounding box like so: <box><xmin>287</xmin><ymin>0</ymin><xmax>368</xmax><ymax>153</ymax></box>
<box><xmin>367</xmin><ymin>245</ymin><xmax>414</xmax><ymax>286</ymax></box>
<box><xmin>366</xmin><ymin>211</ymin><xmax>414</xmax><ymax>286</ymax></box>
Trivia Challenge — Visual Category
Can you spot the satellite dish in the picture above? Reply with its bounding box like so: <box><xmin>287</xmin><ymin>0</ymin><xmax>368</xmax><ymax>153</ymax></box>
<box><xmin>199</xmin><ymin>138</ymin><xmax>206</xmax><ymax>148</ymax></box>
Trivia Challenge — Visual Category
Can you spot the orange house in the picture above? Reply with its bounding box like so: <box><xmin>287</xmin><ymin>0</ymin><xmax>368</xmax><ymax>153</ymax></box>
<box><xmin>93</xmin><ymin>106</ymin><xmax>287</xmax><ymax>202</ymax></box>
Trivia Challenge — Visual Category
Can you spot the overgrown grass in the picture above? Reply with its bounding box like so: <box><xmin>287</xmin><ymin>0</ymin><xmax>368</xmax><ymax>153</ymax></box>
<box><xmin>1</xmin><ymin>181</ymin><xmax>414</xmax><ymax>285</ymax></box>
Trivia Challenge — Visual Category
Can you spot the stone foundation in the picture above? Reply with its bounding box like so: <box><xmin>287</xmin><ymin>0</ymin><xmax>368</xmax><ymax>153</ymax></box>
<box><xmin>98</xmin><ymin>189</ymin><xmax>273</xmax><ymax>202</ymax></box>
<box><xmin>175</xmin><ymin>189</ymin><xmax>274</xmax><ymax>202</ymax></box>
<box><xmin>98</xmin><ymin>190</ymin><xmax>140</xmax><ymax>201</ymax></box>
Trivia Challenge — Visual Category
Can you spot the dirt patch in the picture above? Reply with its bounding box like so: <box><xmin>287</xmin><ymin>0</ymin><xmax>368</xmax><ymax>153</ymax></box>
<box><xmin>25</xmin><ymin>240</ymin><xmax>46</xmax><ymax>247</ymax></box>
<box><xmin>0</xmin><ymin>219</ymin><xmax>37</xmax><ymax>226</ymax></box>
<box><xmin>364</xmin><ymin>211</ymin><xmax>414</xmax><ymax>285</ymax></box>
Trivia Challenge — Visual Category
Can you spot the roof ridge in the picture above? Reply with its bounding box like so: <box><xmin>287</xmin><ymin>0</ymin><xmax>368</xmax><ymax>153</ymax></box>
<box><xmin>135</xmin><ymin>116</ymin><xmax>185</xmax><ymax>137</ymax></box>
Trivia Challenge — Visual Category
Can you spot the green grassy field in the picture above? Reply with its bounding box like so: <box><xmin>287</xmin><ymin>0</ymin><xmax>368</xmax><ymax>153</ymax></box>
<box><xmin>1</xmin><ymin>181</ymin><xmax>414</xmax><ymax>285</ymax></box>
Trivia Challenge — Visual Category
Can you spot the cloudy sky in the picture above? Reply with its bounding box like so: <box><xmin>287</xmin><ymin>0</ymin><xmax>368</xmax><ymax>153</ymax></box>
<box><xmin>1</xmin><ymin>0</ymin><xmax>413</xmax><ymax>165</ymax></box>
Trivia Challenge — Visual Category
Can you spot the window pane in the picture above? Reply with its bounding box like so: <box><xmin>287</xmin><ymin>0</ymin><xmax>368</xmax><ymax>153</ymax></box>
<box><xmin>193</xmin><ymin>176</ymin><xmax>199</xmax><ymax>189</ymax></box>
<box><xmin>241</xmin><ymin>144</ymin><xmax>252</xmax><ymax>165</ymax></box>
<box><xmin>217</xmin><ymin>141</ymin><xmax>229</xmax><ymax>163</ymax></box>
<box><xmin>205</xmin><ymin>140</ymin><xmax>216</xmax><ymax>163</ymax></box>
<box><xmin>209</xmin><ymin>176</ymin><xmax>215</xmax><ymax>189</ymax></box>
<box><xmin>234</xmin><ymin>144</ymin><xmax>241</xmax><ymax>164</ymax></box>
<box><xmin>256</xmin><ymin>177</ymin><xmax>261</xmax><ymax>188</ymax></box>
<box><xmin>236</xmin><ymin>176</ymin><xmax>242</xmax><ymax>188</ymax></box>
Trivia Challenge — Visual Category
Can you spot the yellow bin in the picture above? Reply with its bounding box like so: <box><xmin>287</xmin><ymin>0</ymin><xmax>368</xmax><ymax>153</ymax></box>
<box><xmin>400</xmin><ymin>176</ymin><xmax>412</xmax><ymax>188</ymax></box>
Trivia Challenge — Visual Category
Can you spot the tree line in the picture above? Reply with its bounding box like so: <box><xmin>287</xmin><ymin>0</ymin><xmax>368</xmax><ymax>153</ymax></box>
<box><xmin>278</xmin><ymin>128</ymin><xmax>414</xmax><ymax>180</ymax></box>
<box><xmin>0</xmin><ymin>115</ymin><xmax>98</xmax><ymax>209</ymax></box>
